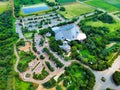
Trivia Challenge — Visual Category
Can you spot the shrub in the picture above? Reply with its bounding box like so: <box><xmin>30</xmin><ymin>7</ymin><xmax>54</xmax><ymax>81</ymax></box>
<box><xmin>112</xmin><ymin>71</ymin><xmax>120</xmax><ymax>85</ymax></box>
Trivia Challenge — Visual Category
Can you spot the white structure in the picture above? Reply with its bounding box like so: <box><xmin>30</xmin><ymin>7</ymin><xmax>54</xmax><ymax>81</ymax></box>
<box><xmin>60</xmin><ymin>41</ymin><xmax>71</xmax><ymax>52</ymax></box>
<box><xmin>52</xmin><ymin>24</ymin><xmax>86</xmax><ymax>41</ymax></box>
<box><xmin>46</xmin><ymin>32</ymin><xmax>51</xmax><ymax>37</ymax></box>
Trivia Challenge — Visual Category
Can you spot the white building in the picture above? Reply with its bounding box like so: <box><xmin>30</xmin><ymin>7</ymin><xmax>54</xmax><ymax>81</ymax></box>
<box><xmin>52</xmin><ymin>24</ymin><xmax>86</xmax><ymax>41</ymax></box>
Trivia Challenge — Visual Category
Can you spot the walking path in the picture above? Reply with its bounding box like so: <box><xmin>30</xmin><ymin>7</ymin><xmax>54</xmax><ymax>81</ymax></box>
<box><xmin>10</xmin><ymin>0</ymin><xmax>16</xmax><ymax>18</ymax></box>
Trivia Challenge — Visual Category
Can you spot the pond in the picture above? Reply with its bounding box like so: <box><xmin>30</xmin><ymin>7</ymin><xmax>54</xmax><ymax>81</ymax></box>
<box><xmin>22</xmin><ymin>4</ymin><xmax>50</xmax><ymax>14</ymax></box>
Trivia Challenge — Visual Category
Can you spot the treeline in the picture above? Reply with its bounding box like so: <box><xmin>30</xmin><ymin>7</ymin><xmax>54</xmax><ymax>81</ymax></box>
<box><xmin>0</xmin><ymin>10</ymin><xmax>18</xmax><ymax>89</ymax></box>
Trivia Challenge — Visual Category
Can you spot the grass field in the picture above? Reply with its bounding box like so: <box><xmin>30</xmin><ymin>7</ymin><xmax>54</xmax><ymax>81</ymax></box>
<box><xmin>85</xmin><ymin>20</ymin><xmax>120</xmax><ymax>32</ymax></box>
<box><xmin>0</xmin><ymin>1</ymin><xmax>9</xmax><ymax>14</ymax></box>
<box><xmin>85</xmin><ymin>0</ymin><xmax>120</xmax><ymax>12</ymax></box>
<box><xmin>58</xmin><ymin>3</ymin><xmax>94</xmax><ymax>19</ymax></box>
<box><xmin>104</xmin><ymin>0</ymin><xmax>120</xmax><ymax>8</ymax></box>
<box><xmin>57</xmin><ymin>0</ymin><xmax>76</xmax><ymax>3</ymax></box>
<box><xmin>14</xmin><ymin>77</ymin><xmax>36</xmax><ymax>90</ymax></box>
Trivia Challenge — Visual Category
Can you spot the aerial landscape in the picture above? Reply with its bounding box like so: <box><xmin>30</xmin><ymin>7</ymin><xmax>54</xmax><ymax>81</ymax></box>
<box><xmin>0</xmin><ymin>0</ymin><xmax>120</xmax><ymax>90</ymax></box>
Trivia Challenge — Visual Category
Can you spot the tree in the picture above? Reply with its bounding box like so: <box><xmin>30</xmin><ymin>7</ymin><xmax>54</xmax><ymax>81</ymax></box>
<box><xmin>59</xmin><ymin>7</ymin><xmax>66</xmax><ymax>11</ymax></box>
<box><xmin>112</xmin><ymin>71</ymin><xmax>120</xmax><ymax>85</ymax></box>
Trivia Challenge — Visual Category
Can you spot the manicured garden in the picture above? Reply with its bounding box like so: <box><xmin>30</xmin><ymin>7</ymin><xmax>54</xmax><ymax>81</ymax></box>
<box><xmin>58</xmin><ymin>3</ymin><xmax>95</xmax><ymax>19</ymax></box>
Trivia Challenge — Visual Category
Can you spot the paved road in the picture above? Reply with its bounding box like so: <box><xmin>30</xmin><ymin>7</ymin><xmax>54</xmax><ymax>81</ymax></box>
<box><xmin>93</xmin><ymin>56</ymin><xmax>120</xmax><ymax>90</ymax></box>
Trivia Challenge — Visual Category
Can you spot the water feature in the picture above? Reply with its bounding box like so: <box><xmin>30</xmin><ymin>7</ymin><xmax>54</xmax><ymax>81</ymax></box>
<box><xmin>22</xmin><ymin>4</ymin><xmax>50</xmax><ymax>14</ymax></box>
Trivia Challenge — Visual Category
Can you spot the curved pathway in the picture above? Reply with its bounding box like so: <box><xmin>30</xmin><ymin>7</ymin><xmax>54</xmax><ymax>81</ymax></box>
<box><xmin>93</xmin><ymin>56</ymin><xmax>120</xmax><ymax>90</ymax></box>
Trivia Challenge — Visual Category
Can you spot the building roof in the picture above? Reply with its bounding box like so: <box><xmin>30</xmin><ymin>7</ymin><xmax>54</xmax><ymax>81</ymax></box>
<box><xmin>52</xmin><ymin>24</ymin><xmax>86</xmax><ymax>41</ymax></box>
<box><xmin>60</xmin><ymin>41</ymin><xmax>71</xmax><ymax>52</ymax></box>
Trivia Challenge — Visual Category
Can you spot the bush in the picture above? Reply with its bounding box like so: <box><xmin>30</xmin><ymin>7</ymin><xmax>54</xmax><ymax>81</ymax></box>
<box><xmin>33</xmin><ymin>68</ymin><xmax>49</xmax><ymax>80</ymax></box>
<box><xmin>112</xmin><ymin>71</ymin><xmax>120</xmax><ymax>85</ymax></box>
<box><xmin>45</xmin><ymin>61</ymin><xmax>54</xmax><ymax>72</ymax></box>
<box><xmin>40</xmin><ymin>55</ymin><xmax>45</xmax><ymax>59</ymax></box>
<box><xmin>59</xmin><ymin>7</ymin><xmax>66</xmax><ymax>11</ymax></box>
<box><xmin>43</xmin><ymin>78</ymin><xmax>56</xmax><ymax>88</ymax></box>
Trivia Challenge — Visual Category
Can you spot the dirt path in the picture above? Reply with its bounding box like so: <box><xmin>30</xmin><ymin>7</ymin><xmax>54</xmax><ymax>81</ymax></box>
<box><xmin>14</xmin><ymin>39</ymin><xmax>20</xmax><ymax>74</ymax></box>
<box><xmin>9</xmin><ymin>0</ymin><xmax>16</xmax><ymax>18</ymax></box>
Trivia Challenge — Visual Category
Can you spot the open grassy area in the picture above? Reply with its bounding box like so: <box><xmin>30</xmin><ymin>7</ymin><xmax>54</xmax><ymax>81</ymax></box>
<box><xmin>14</xmin><ymin>76</ymin><xmax>36</xmax><ymax>90</ymax></box>
<box><xmin>104</xmin><ymin>0</ymin><xmax>120</xmax><ymax>8</ymax></box>
<box><xmin>86</xmin><ymin>20</ymin><xmax>120</xmax><ymax>32</ymax></box>
<box><xmin>0</xmin><ymin>1</ymin><xmax>9</xmax><ymax>14</ymax></box>
<box><xmin>57</xmin><ymin>0</ymin><xmax>76</xmax><ymax>3</ymax></box>
<box><xmin>58</xmin><ymin>3</ymin><xmax>94</xmax><ymax>19</ymax></box>
<box><xmin>85</xmin><ymin>0</ymin><xmax>120</xmax><ymax>12</ymax></box>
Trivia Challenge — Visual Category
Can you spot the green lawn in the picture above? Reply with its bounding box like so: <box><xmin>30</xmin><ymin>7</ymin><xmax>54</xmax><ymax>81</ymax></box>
<box><xmin>0</xmin><ymin>1</ymin><xmax>9</xmax><ymax>14</ymax></box>
<box><xmin>58</xmin><ymin>3</ymin><xmax>94</xmax><ymax>19</ymax></box>
<box><xmin>57</xmin><ymin>0</ymin><xmax>76</xmax><ymax>3</ymax></box>
<box><xmin>14</xmin><ymin>77</ymin><xmax>36</xmax><ymax>90</ymax></box>
<box><xmin>104</xmin><ymin>0</ymin><xmax>120</xmax><ymax>8</ymax></box>
<box><xmin>85</xmin><ymin>0</ymin><xmax>120</xmax><ymax>12</ymax></box>
<box><xmin>24</xmin><ymin>32</ymin><xmax>33</xmax><ymax>39</ymax></box>
<box><xmin>85</xmin><ymin>20</ymin><xmax>120</xmax><ymax>32</ymax></box>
